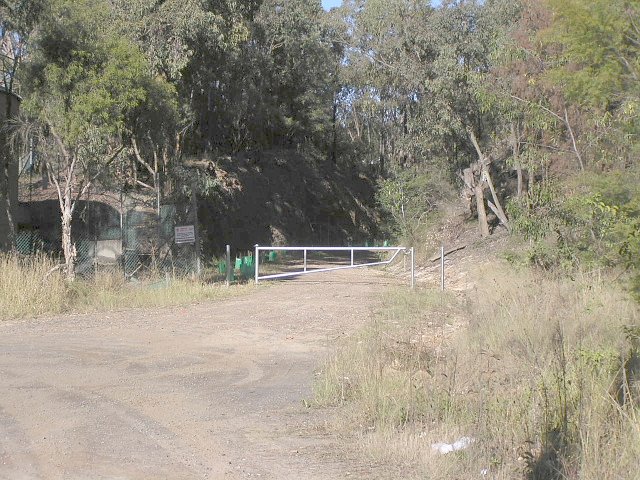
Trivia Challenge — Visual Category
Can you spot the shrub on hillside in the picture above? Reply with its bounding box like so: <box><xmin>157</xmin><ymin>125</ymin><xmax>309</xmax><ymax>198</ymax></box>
<box><xmin>376</xmin><ymin>168</ymin><xmax>454</xmax><ymax>245</ymax></box>
<box><xmin>506</xmin><ymin>171</ymin><xmax>640</xmax><ymax>298</ymax></box>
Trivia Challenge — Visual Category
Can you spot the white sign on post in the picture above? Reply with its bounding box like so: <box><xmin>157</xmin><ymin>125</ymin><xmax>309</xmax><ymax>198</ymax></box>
<box><xmin>174</xmin><ymin>225</ymin><xmax>196</xmax><ymax>244</ymax></box>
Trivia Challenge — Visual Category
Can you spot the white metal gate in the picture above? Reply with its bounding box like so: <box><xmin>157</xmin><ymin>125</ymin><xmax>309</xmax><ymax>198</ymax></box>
<box><xmin>253</xmin><ymin>245</ymin><xmax>415</xmax><ymax>288</ymax></box>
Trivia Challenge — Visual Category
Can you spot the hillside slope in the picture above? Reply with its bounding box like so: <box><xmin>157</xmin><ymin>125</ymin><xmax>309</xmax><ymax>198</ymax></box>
<box><xmin>196</xmin><ymin>149</ymin><xmax>381</xmax><ymax>253</ymax></box>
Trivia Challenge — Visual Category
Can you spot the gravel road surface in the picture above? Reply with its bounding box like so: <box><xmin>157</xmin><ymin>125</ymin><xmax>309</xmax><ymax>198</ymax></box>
<box><xmin>0</xmin><ymin>269</ymin><xmax>402</xmax><ymax>479</ymax></box>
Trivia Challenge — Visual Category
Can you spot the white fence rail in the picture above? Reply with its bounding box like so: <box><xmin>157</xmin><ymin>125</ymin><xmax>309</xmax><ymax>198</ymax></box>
<box><xmin>254</xmin><ymin>245</ymin><xmax>415</xmax><ymax>288</ymax></box>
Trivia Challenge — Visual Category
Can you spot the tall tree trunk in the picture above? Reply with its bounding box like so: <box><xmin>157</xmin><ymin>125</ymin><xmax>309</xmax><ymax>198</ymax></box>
<box><xmin>0</xmin><ymin>158</ymin><xmax>16</xmax><ymax>250</ymax></box>
<box><xmin>1</xmin><ymin>93</ymin><xmax>16</xmax><ymax>250</ymax></box>
<box><xmin>47</xmin><ymin>126</ymin><xmax>122</xmax><ymax>282</ymax></box>
<box><xmin>47</xmin><ymin>139</ymin><xmax>78</xmax><ymax>281</ymax></box>
<box><xmin>331</xmin><ymin>96</ymin><xmax>338</xmax><ymax>165</ymax></box>
<box><xmin>61</xmin><ymin>200</ymin><xmax>76</xmax><ymax>281</ymax></box>
<box><xmin>517</xmin><ymin>167</ymin><xmax>524</xmax><ymax>197</ymax></box>
<box><xmin>379</xmin><ymin>132</ymin><xmax>385</xmax><ymax>176</ymax></box>
<box><xmin>564</xmin><ymin>108</ymin><xmax>584</xmax><ymax>171</ymax></box>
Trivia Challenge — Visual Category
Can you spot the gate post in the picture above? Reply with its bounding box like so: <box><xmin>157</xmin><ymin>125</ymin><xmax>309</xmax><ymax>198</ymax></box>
<box><xmin>225</xmin><ymin>244</ymin><xmax>231</xmax><ymax>286</ymax></box>
<box><xmin>254</xmin><ymin>244</ymin><xmax>259</xmax><ymax>284</ymax></box>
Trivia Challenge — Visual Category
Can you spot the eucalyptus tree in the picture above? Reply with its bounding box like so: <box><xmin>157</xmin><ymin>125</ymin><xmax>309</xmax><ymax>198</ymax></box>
<box><xmin>113</xmin><ymin>0</ymin><xmax>340</xmax><ymax>158</ymax></box>
<box><xmin>215</xmin><ymin>0</ymin><xmax>338</xmax><ymax>152</ymax></box>
<box><xmin>108</xmin><ymin>0</ymin><xmax>255</xmax><ymax>193</ymax></box>
<box><xmin>336</xmin><ymin>0</ymin><xmax>514</xmax><ymax>172</ymax></box>
<box><xmin>334</xmin><ymin>0</ymin><xmax>437</xmax><ymax>174</ymax></box>
<box><xmin>546</xmin><ymin>0</ymin><xmax>640</xmax><ymax>170</ymax></box>
<box><xmin>544</xmin><ymin>0</ymin><xmax>640</xmax><ymax>287</ymax></box>
<box><xmin>21</xmin><ymin>0</ymin><xmax>177</xmax><ymax>279</ymax></box>
<box><xmin>334</xmin><ymin>0</ymin><xmax>517</xmax><ymax>235</ymax></box>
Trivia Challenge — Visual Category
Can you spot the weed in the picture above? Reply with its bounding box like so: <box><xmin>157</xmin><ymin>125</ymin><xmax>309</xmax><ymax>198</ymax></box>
<box><xmin>316</xmin><ymin>262</ymin><xmax>640</xmax><ymax>479</ymax></box>
<box><xmin>0</xmin><ymin>252</ymin><xmax>247</xmax><ymax>320</ymax></box>
<box><xmin>0</xmin><ymin>253</ymin><xmax>68</xmax><ymax>318</ymax></box>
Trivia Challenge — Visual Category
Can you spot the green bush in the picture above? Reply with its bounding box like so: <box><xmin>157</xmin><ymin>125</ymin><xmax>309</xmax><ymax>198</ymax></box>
<box><xmin>376</xmin><ymin>168</ymin><xmax>453</xmax><ymax>245</ymax></box>
<box><xmin>506</xmin><ymin>171</ymin><xmax>640</xmax><ymax>298</ymax></box>
<box><xmin>316</xmin><ymin>262</ymin><xmax>640</xmax><ymax>479</ymax></box>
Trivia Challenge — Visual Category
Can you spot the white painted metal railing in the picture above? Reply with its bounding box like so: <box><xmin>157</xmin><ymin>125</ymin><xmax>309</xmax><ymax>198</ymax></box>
<box><xmin>254</xmin><ymin>245</ymin><xmax>415</xmax><ymax>289</ymax></box>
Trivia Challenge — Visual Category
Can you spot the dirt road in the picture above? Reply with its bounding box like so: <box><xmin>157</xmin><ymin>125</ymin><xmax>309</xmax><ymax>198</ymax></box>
<box><xmin>0</xmin><ymin>269</ymin><xmax>403</xmax><ymax>479</ymax></box>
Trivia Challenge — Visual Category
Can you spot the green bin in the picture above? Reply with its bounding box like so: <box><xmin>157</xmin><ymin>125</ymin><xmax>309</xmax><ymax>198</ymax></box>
<box><xmin>241</xmin><ymin>264</ymin><xmax>253</xmax><ymax>279</ymax></box>
<box><xmin>268</xmin><ymin>251</ymin><xmax>278</xmax><ymax>262</ymax></box>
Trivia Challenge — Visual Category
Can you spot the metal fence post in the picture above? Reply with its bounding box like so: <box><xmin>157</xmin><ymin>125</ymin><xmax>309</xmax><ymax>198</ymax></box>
<box><xmin>226</xmin><ymin>244</ymin><xmax>231</xmax><ymax>286</ymax></box>
<box><xmin>441</xmin><ymin>245</ymin><xmax>445</xmax><ymax>291</ymax></box>
<box><xmin>410</xmin><ymin>247</ymin><xmax>415</xmax><ymax>290</ymax></box>
<box><xmin>121</xmin><ymin>208</ymin><xmax>127</xmax><ymax>281</ymax></box>
<box><xmin>350</xmin><ymin>248</ymin><xmax>354</xmax><ymax>266</ymax></box>
<box><xmin>254</xmin><ymin>244</ymin><xmax>259</xmax><ymax>284</ymax></box>
<box><xmin>192</xmin><ymin>180</ymin><xmax>201</xmax><ymax>277</ymax></box>
<box><xmin>303</xmin><ymin>248</ymin><xmax>307</xmax><ymax>272</ymax></box>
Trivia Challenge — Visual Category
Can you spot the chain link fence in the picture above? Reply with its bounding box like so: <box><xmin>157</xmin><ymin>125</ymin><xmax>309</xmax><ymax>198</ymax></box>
<box><xmin>16</xmin><ymin>191</ymin><xmax>200</xmax><ymax>280</ymax></box>
<box><xmin>122</xmin><ymin>201</ymin><xmax>199</xmax><ymax>280</ymax></box>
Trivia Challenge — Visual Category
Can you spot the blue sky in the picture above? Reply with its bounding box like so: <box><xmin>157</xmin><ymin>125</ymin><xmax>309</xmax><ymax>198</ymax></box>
<box><xmin>321</xmin><ymin>0</ymin><xmax>341</xmax><ymax>10</ymax></box>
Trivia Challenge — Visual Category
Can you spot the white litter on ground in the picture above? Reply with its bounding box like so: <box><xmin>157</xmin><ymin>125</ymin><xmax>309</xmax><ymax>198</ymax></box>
<box><xmin>431</xmin><ymin>436</ymin><xmax>475</xmax><ymax>455</ymax></box>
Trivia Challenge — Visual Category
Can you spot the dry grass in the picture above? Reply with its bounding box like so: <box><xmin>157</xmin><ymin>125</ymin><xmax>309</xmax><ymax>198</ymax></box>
<box><xmin>0</xmin><ymin>253</ymin><xmax>68</xmax><ymax>318</ymax></box>
<box><xmin>0</xmin><ymin>253</ymin><xmax>247</xmax><ymax>320</ymax></box>
<box><xmin>315</xmin><ymin>262</ymin><xmax>640</xmax><ymax>479</ymax></box>
<box><xmin>69</xmin><ymin>268</ymin><xmax>250</xmax><ymax>312</ymax></box>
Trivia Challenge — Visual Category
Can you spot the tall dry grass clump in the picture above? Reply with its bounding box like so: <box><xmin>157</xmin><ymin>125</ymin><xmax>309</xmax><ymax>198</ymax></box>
<box><xmin>461</xmin><ymin>266</ymin><xmax>640</xmax><ymax>479</ymax></box>
<box><xmin>315</xmin><ymin>263</ymin><xmax>640</xmax><ymax>479</ymax></box>
<box><xmin>0</xmin><ymin>252</ymin><xmax>68</xmax><ymax>318</ymax></box>
<box><xmin>0</xmin><ymin>253</ymin><xmax>247</xmax><ymax>320</ymax></box>
<box><xmin>70</xmin><ymin>270</ymin><xmax>245</xmax><ymax>311</ymax></box>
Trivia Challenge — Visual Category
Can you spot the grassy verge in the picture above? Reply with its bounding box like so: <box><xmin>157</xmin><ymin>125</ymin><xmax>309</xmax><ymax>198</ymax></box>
<box><xmin>315</xmin><ymin>262</ymin><xmax>640</xmax><ymax>479</ymax></box>
<box><xmin>0</xmin><ymin>253</ymin><xmax>249</xmax><ymax>320</ymax></box>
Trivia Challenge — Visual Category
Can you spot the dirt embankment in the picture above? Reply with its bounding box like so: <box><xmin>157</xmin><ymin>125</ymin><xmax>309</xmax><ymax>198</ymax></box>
<box><xmin>196</xmin><ymin>149</ymin><xmax>381</xmax><ymax>253</ymax></box>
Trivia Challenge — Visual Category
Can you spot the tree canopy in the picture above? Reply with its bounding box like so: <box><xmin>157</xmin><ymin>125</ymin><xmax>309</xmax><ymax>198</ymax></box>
<box><xmin>0</xmin><ymin>0</ymin><xmax>636</xmax><ymax>291</ymax></box>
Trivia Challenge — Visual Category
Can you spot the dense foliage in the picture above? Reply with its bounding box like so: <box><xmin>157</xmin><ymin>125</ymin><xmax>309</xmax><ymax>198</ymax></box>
<box><xmin>0</xmin><ymin>0</ymin><xmax>638</xmax><ymax>290</ymax></box>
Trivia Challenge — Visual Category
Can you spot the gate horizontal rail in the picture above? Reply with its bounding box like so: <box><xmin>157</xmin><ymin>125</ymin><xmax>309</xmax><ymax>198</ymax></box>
<box><xmin>254</xmin><ymin>245</ymin><xmax>415</xmax><ymax>288</ymax></box>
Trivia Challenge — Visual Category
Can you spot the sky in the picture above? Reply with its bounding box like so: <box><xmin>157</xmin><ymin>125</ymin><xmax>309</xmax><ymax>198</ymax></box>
<box><xmin>321</xmin><ymin>0</ymin><xmax>342</xmax><ymax>10</ymax></box>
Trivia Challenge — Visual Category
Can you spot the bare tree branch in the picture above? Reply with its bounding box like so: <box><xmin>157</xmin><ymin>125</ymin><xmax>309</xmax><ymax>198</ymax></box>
<box><xmin>131</xmin><ymin>137</ymin><xmax>155</xmax><ymax>177</ymax></box>
<box><xmin>564</xmin><ymin>108</ymin><xmax>584</xmax><ymax>171</ymax></box>
<box><xmin>509</xmin><ymin>95</ymin><xmax>585</xmax><ymax>171</ymax></box>
<box><xmin>468</xmin><ymin>128</ymin><xmax>510</xmax><ymax>231</ymax></box>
